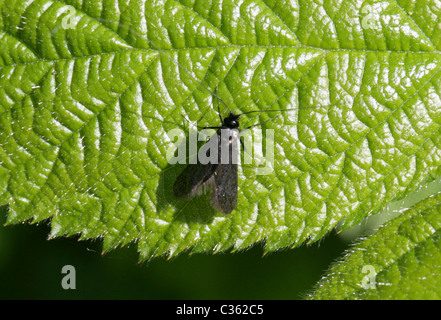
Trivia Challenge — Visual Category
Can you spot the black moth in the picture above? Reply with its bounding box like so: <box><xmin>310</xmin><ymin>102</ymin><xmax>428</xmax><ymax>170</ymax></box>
<box><xmin>173</xmin><ymin>111</ymin><xmax>242</xmax><ymax>215</ymax></box>
<box><xmin>136</xmin><ymin>37</ymin><xmax>298</xmax><ymax>215</ymax></box>
<box><xmin>172</xmin><ymin>91</ymin><xmax>319</xmax><ymax>214</ymax></box>
<box><xmin>172</xmin><ymin>92</ymin><xmax>287</xmax><ymax>215</ymax></box>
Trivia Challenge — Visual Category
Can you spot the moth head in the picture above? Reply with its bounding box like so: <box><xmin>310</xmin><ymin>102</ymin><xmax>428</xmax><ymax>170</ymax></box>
<box><xmin>223</xmin><ymin>112</ymin><xmax>240</xmax><ymax>129</ymax></box>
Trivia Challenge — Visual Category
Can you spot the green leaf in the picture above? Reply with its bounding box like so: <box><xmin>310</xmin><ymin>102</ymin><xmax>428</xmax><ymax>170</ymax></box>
<box><xmin>308</xmin><ymin>191</ymin><xmax>441</xmax><ymax>300</ymax></box>
<box><xmin>2</xmin><ymin>0</ymin><xmax>441</xmax><ymax>260</ymax></box>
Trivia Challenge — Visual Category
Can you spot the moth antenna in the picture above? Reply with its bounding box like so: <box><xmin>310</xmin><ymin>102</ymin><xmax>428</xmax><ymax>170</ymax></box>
<box><xmin>58</xmin><ymin>18</ymin><xmax>236</xmax><ymax>117</ymax></box>
<box><xmin>143</xmin><ymin>37</ymin><xmax>233</xmax><ymax>115</ymax></box>
<box><xmin>237</xmin><ymin>105</ymin><xmax>322</xmax><ymax>117</ymax></box>
<box><xmin>54</xmin><ymin>18</ymin><xmax>236</xmax><ymax>116</ymax></box>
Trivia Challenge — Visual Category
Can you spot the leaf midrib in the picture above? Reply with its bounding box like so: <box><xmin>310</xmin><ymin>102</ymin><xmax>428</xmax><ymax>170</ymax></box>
<box><xmin>2</xmin><ymin>43</ymin><xmax>441</xmax><ymax>70</ymax></box>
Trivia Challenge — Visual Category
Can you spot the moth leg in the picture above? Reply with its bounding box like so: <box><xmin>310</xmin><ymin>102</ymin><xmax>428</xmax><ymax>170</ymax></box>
<box><xmin>180</xmin><ymin>112</ymin><xmax>210</xmax><ymax>130</ymax></box>
<box><xmin>241</xmin><ymin>114</ymin><xmax>281</xmax><ymax>132</ymax></box>
<box><xmin>240</xmin><ymin>136</ymin><xmax>245</xmax><ymax>151</ymax></box>
<box><xmin>240</xmin><ymin>135</ymin><xmax>254</xmax><ymax>160</ymax></box>
<box><xmin>239</xmin><ymin>134</ymin><xmax>263</xmax><ymax>167</ymax></box>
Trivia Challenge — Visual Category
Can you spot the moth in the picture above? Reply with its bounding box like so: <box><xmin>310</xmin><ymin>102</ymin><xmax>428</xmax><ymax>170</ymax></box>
<box><xmin>173</xmin><ymin>109</ymin><xmax>242</xmax><ymax>215</ymax></box>
<box><xmin>137</xmin><ymin>33</ymin><xmax>306</xmax><ymax>215</ymax></box>
<box><xmin>173</xmin><ymin>94</ymin><xmax>286</xmax><ymax>214</ymax></box>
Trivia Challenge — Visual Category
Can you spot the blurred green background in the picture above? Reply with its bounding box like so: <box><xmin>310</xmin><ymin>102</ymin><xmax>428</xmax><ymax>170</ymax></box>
<box><xmin>2</xmin><ymin>177</ymin><xmax>439</xmax><ymax>299</ymax></box>
<box><xmin>0</xmin><ymin>204</ymin><xmax>349</xmax><ymax>299</ymax></box>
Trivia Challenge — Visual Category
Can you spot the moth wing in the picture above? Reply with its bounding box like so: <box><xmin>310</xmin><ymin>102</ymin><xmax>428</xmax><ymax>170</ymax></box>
<box><xmin>211</xmin><ymin>164</ymin><xmax>238</xmax><ymax>215</ymax></box>
<box><xmin>173</xmin><ymin>129</ymin><xmax>238</xmax><ymax>214</ymax></box>
<box><xmin>173</xmin><ymin>163</ymin><xmax>218</xmax><ymax>199</ymax></box>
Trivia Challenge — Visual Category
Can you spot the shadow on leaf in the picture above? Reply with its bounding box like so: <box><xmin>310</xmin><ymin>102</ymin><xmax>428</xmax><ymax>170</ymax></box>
<box><xmin>155</xmin><ymin>142</ymin><xmax>217</xmax><ymax>225</ymax></box>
